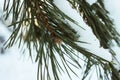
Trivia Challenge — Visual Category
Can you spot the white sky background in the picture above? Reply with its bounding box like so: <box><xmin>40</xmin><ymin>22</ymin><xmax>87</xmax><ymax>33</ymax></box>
<box><xmin>0</xmin><ymin>0</ymin><xmax>120</xmax><ymax>80</ymax></box>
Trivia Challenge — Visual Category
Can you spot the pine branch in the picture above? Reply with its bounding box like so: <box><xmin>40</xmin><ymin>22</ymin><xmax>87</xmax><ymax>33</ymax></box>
<box><xmin>3</xmin><ymin>0</ymin><xmax>120</xmax><ymax>80</ymax></box>
<box><xmin>68</xmin><ymin>0</ymin><xmax>120</xmax><ymax>48</ymax></box>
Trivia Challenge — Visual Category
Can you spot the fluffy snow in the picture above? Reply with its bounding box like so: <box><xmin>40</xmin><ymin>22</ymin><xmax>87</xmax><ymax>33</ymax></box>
<box><xmin>0</xmin><ymin>0</ymin><xmax>120</xmax><ymax>80</ymax></box>
<box><xmin>0</xmin><ymin>49</ymin><xmax>37</xmax><ymax>80</ymax></box>
<box><xmin>54</xmin><ymin>0</ymin><xmax>112</xmax><ymax>61</ymax></box>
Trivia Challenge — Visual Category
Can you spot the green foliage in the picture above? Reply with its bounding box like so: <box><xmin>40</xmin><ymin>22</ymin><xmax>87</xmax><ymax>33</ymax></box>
<box><xmin>3</xmin><ymin>0</ymin><xmax>120</xmax><ymax>80</ymax></box>
<box><xmin>68</xmin><ymin>0</ymin><xmax>120</xmax><ymax>48</ymax></box>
